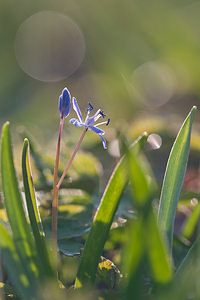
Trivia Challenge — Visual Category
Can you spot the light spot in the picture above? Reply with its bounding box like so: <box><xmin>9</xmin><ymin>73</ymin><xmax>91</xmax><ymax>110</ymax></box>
<box><xmin>108</xmin><ymin>139</ymin><xmax>121</xmax><ymax>157</ymax></box>
<box><xmin>191</xmin><ymin>198</ymin><xmax>198</xmax><ymax>206</ymax></box>
<box><xmin>14</xmin><ymin>11</ymin><xmax>85</xmax><ymax>81</ymax></box>
<box><xmin>147</xmin><ymin>133</ymin><xmax>162</xmax><ymax>150</ymax></box>
<box><xmin>131</xmin><ymin>61</ymin><xmax>176</xmax><ymax>108</ymax></box>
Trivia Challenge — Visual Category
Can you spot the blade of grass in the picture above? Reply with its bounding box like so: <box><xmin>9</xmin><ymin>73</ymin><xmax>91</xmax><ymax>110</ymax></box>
<box><xmin>0</xmin><ymin>223</ymin><xmax>36</xmax><ymax>300</ymax></box>
<box><xmin>1</xmin><ymin>122</ymin><xmax>39</xmax><ymax>283</ymax></box>
<box><xmin>182</xmin><ymin>203</ymin><xmax>200</xmax><ymax>240</ymax></box>
<box><xmin>124</xmin><ymin>218</ymin><xmax>144</xmax><ymax>300</ymax></box>
<box><xmin>125</xmin><ymin>146</ymin><xmax>172</xmax><ymax>297</ymax></box>
<box><xmin>175</xmin><ymin>234</ymin><xmax>200</xmax><ymax>276</ymax></box>
<box><xmin>127</xmin><ymin>151</ymin><xmax>151</xmax><ymax>207</ymax></box>
<box><xmin>22</xmin><ymin>138</ymin><xmax>54</xmax><ymax>278</ymax></box>
<box><xmin>147</xmin><ymin>210</ymin><xmax>172</xmax><ymax>283</ymax></box>
<box><xmin>22</xmin><ymin>139</ymin><xmax>44</xmax><ymax>235</ymax></box>
<box><xmin>18</xmin><ymin>127</ymin><xmax>48</xmax><ymax>184</ymax></box>
<box><xmin>173</xmin><ymin>235</ymin><xmax>200</xmax><ymax>298</ymax></box>
<box><xmin>75</xmin><ymin>132</ymin><xmax>148</xmax><ymax>288</ymax></box>
<box><xmin>158</xmin><ymin>107</ymin><xmax>196</xmax><ymax>249</ymax></box>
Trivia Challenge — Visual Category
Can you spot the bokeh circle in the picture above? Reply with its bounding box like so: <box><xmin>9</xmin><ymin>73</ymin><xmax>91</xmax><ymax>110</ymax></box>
<box><xmin>14</xmin><ymin>11</ymin><xmax>85</xmax><ymax>81</ymax></box>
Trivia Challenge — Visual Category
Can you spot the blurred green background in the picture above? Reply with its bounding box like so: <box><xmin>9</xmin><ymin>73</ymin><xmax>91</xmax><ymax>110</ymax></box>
<box><xmin>1</xmin><ymin>0</ymin><xmax>200</xmax><ymax>147</ymax></box>
<box><xmin>2</xmin><ymin>2</ymin><xmax>200</xmax><ymax>295</ymax></box>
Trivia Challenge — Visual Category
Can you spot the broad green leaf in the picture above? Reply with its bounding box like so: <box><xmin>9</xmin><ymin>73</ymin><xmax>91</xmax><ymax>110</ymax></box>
<box><xmin>72</xmin><ymin>152</ymin><xmax>101</xmax><ymax>177</ymax></box>
<box><xmin>58</xmin><ymin>239</ymin><xmax>83</xmax><ymax>256</ymax></box>
<box><xmin>43</xmin><ymin>217</ymin><xmax>91</xmax><ymax>240</ymax></box>
<box><xmin>22</xmin><ymin>138</ymin><xmax>54</xmax><ymax>277</ymax></box>
<box><xmin>1</xmin><ymin>122</ymin><xmax>38</xmax><ymax>282</ymax></box>
<box><xmin>75</xmin><ymin>132</ymin><xmax>148</xmax><ymax>288</ymax></box>
<box><xmin>0</xmin><ymin>223</ymin><xmax>36</xmax><ymax>300</ymax></box>
<box><xmin>58</xmin><ymin>189</ymin><xmax>93</xmax><ymax>223</ymax></box>
<box><xmin>158</xmin><ymin>107</ymin><xmax>196</xmax><ymax>248</ymax></box>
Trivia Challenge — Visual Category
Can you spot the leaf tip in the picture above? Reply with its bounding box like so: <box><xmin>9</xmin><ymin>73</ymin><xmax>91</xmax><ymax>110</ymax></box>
<box><xmin>2</xmin><ymin>121</ymin><xmax>10</xmax><ymax>130</ymax></box>
<box><xmin>22</xmin><ymin>138</ymin><xmax>30</xmax><ymax>154</ymax></box>
<box><xmin>1</xmin><ymin>122</ymin><xmax>11</xmax><ymax>141</ymax></box>
<box><xmin>143</xmin><ymin>131</ymin><xmax>148</xmax><ymax>137</ymax></box>
<box><xmin>190</xmin><ymin>106</ymin><xmax>197</xmax><ymax>118</ymax></box>
<box><xmin>23</xmin><ymin>138</ymin><xmax>29</xmax><ymax>145</ymax></box>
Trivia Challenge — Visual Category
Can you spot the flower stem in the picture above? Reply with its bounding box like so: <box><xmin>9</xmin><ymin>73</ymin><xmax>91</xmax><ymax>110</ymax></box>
<box><xmin>57</xmin><ymin>127</ymin><xmax>88</xmax><ymax>190</ymax></box>
<box><xmin>52</xmin><ymin>117</ymin><xmax>64</xmax><ymax>253</ymax></box>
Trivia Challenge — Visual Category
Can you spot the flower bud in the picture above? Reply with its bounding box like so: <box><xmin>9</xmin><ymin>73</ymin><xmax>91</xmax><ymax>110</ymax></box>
<box><xmin>59</xmin><ymin>88</ymin><xmax>71</xmax><ymax>118</ymax></box>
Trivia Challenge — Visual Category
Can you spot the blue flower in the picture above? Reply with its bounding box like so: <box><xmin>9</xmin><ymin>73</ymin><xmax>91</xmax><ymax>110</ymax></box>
<box><xmin>69</xmin><ymin>97</ymin><xmax>110</xmax><ymax>149</ymax></box>
<box><xmin>59</xmin><ymin>88</ymin><xmax>71</xmax><ymax>118</ymax></box>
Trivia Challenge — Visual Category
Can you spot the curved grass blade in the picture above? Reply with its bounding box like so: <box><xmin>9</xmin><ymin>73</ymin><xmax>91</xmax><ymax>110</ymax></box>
<box><xmin>124</xmin><ymin>218</ymin><xmax>145</xmax><ymax>300</ymax></box>
<box><xmin>18</xmin><ymin>127</ymin><xmax>48</xmax><ymax>184</ymax></box>
<box><xmin>75</xmin><ymin>132</ymin><xmax>148</xmax><ymax>288</ymax></box>
<box><xmin>125</xmin><ymin>147</ymin><xmax>172</xmax><ymax>298</ymax></box>
<box><xmin>0</xmin><ymin>223</ymin><xmax>36</xmax><ymax>300</ymax></box>
<box><xmin>176</xmin><ymin>233</ymin><xmax>200</xmax><ymax>279</ymax></box>
<box><xmin>158</xmin><ymin>107</ymin><xmax>196</xmax><ymax>249</ymax></box>
<box><xmin>1</xmin><ymin>122</ymin><xmax>38</xmax><ymax>283</ymax></box>
<box><xmin>173</xmin><ymin>235</ymin><xmax>200</xmax><ymax>299</ymax></box>
<box><xmin>147</xmin><ymin>210</ymin><xmax>172</xmax><ymax>283</ymax></box>
<box><xmin>22</xmin><ymin>138</ymin><xmax>54</xmax><ymax>277</ymax></box>
<box><xmin>127</xmin><ymin>150</ymin><xmax>172</xmax><ymax>282</ymax></box>
<box><xmin>182</xmin><ymin>203</ymin><xmax>200</xmax><ymax>240</ymax></box>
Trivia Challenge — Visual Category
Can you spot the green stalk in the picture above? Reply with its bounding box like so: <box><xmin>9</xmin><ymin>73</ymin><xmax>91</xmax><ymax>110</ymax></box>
<box><xmin>52</xmin><ymin>117</ymin><xmax>64</xmax><ymax>252</ymax></box>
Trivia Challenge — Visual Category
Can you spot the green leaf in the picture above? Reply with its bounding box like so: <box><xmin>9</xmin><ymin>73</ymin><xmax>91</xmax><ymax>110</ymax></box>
<box><xmin>176</xmin><ymin>238</ymin><xmax>199</xmax><ymax>275</ymax></box>
<box><xmin>174</xmin><ymin>236</ymin><xmax>200</xmax><ymax>297</ymax></box>
<box><xmin>43</xmin><ymin>217</ymin><xmax>91</xmax><ymax>240</ymax></box>
<box><xmin>0</xmin><ymin>223</ymin><xmax>36</xmax><ymax>300</ymax></box>
<box><xmin>22</xmin><ymin>138</ymin><xmax>54</xmax><ymax>278</ymax></box>
<box><xmin>1</xmin><ymin>122</ymin><xmax>39</xmax><ymax>282</ymax></box>
<box><xmin>22</xmin><ymin>139</ymin><xmax>44</xmax><ymax>235</ymax></box>
<box><xmin>18</xmin><ymin>127</ymin><xmax>48</xmax><ymax>184</ymax></box>
<box><xmin>127</xmin><ymin>151</ymin><xmax>151</xmax><ymax>207</ymax></box>
<box><xmin>125</xmin><ymin>145</ymin><xmax>172</xmax><ymax>293</ymax></box>
<box><xmin>57</xmin><ymin>189</ymin><xmax>93</xmax><ymax>223</ymax></box>
<box><xmin>123</xmin><ymin>218</ymin><xmax>144</xmax><ymax>279</ymax></box>
<box><xmin>147</xmin><ymin>210</ymin><xmax>172</xmax><ymax>283</ymax></box>
<box><xmin>58</xmin><ymin>239</ymin><xmax>83</xmax><ymax>256</ymax></box>
<box><xmin>158</xmin><ymin>107</ymin><xmax>196</xmax><ymax>248</ymax></box>
<box><xmin>75</xmin><ymin>132</ymin><xmax>148</xmax><ymax>288</ymax></box>
<box><xmin>182</xmin><ymin>203</ymin><xmax>200</xmax><ymax>240</ymax></box>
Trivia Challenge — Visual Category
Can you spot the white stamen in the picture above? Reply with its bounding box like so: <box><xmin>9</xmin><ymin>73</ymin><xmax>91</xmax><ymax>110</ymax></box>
<box><xmin>95</xmin><ymin>121</ymin><xmax>108</xmax><ymax>127</ymax></box>
<box><xmin>94</xmin><ymin>109</ymin><xmax>101</xmax><ymax>117</ymax></box>
<box><xmin>85</xmin><ymin>109</ymin><xmax>101</xmax><ymax>125</ymax></box>
<box><xmin>93</xmin><ymin>109</ymin><xmax>101</xmax><ymax>122</ymax></box>
<box><xmin>84</xmin><ymin>110</ymin><xmax>91</xmax><ymax>124</ymax></box>
<box><xmin>93</xmin><ymin>114</ymin><xmax>101</xmax><ymax>122</ymax></box>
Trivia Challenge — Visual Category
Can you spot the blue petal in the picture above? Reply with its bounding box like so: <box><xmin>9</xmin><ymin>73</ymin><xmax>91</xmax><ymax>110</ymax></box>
<box><xmin>86</xmin><ymin>116</ymin><xmax>96</xmax><ymax>126</ymax></box>
<box><xmin>88</xmin><ymin>126</ymin><xmax>104</xmax><ymax>135</ymax></box>
<box><xmin>99</xmin><ymin>135</ymin><xmax>107</xmax><ymax>149</ymax></box>
<box><xmin>59</xmin><ymin>88</ymin><xmax>71</xmax><ymax>118</ymax></box>
<box><xmin>69</xmin><ymin>118</ymin><xmax>85</xmax><ymax>127</ymax></box>
<box><xmin>73</xmin><ymin>97</ymin><xmax>83</xmax><ymax>123</ymax></box>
